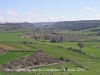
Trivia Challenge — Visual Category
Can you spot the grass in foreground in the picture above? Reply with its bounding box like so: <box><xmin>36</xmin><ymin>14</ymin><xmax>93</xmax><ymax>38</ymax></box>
<box><xmin>0</xmin><ymin>52</ymin><xmax>33</xmax><ymax>65</ymax></box>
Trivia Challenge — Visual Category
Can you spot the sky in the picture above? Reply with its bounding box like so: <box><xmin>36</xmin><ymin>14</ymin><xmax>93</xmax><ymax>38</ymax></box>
<box><xmin>0</xmin><ymin>0</ymin><xmax>100</xmax><ymax>22</ymax></box>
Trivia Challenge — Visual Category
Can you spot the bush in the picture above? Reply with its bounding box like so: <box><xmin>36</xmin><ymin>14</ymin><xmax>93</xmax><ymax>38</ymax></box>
<box><xmin>51</xmin><ymin>38</ymin><xmax>57</xmax><ymax>43</ymax></box>
<box><xmin>57</xmin><ymin>46</ymin><xmax>63</xmax><ymax>48</ymax></box>
<box><xmin>85</xmin><ymin>66</ymin><xmax>89</xmax><ymax>70</ymax></box>
<box><xmin>60</xmin><ymin>57</ymin><xmax>64</xmax><ymax>60</ymax></box>
<box><xmin>67</xmin><ymin>47</ymin><xmax>72</xmax><ymax>50</ymax></box>
<box><xmin>65</xmin><ymin>59</ymin><xmax>70</xmax><ymax>62</ymax></box>
<box><xmin>69</xmin><ymin>73</ymin><xmax>72</xmax><ymax>75</ymax></box>
<box><xmin>22</xmin><ymin>41</ymin><xmax>33</xmax><ymax>44</ymax></box>
<box><xmin>90</xmin><ymin>54</ymin><xmax>95</xmax><ymax>58</ymax></box>
<box><xmin>71</xmin><ymin>60</ymin><xmax>84</xmax><ymax>68</ymax></box>
<box><xmin>67</xmin><ymin>47</ymin><xmax>85</xmax><ymax>55</ymax></box>
<box><xmin>41</xmin><ymin>40</ymin><xmax>46</xmax><ymax>42</ymax></box>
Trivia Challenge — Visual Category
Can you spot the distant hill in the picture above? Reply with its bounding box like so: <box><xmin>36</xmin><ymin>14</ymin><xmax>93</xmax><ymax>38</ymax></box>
<box><xmin>33</xmin><ymin>22</ymin><xmax>55</xmax><ymax>26</ymax></box>
<box><xmin>19</xmin><ymin>22</ymin><xmax>36</xmax><ymax>28</ymax></box>
<box><xmin>0</xmin><ymin>22</ymin><xmax>55</xmax><ymax>29</ymax></box>
<box><xmin>0</xmin><ymin>22</ymin><xmax>36</xmax><ymax>30</ymax></box>
<box><xmin>1</xmin><ymin>20</ymin><xmax>100</xmax><ymax>30</ymax></box>
<box><xmin>0</xmin><ymin>23</ymin><xmax>25</xmax><ymax>33</ymax></box>
<box><xmin>43</xmin><ymin>20</ymin><xmax>100</xmax><ymax>31</ymax></box>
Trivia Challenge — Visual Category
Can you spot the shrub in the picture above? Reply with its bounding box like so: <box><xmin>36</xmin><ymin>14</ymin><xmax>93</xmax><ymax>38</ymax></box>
<box><xmin>60</xmin><ymin>57</ymin><xmax>64</xmax><ymax>60</ymax></box>
<box><xmin>69</xmin><ymin>73</ymin><xmax>72</xmax><ymax>75</ymax></box>
<box><xmin>57</xmin><ymin>46</ymin><xmax>63</xmax><ymax>48</ymax></box>
<box><xmin>67</xmin><ymin>47</ymin><xmax>85</xmax><ymax>55</ymax></box>
<box><xmin>77</xmin><ymin>42</ymin><xmax>85</xmax><ymax>50</ymax></box>
<box><xmin>85</xmin><ymin>66</ymin><xmax>89</xmax><ymax>70</ymax></box>
<box><xmin>90</xmin><ymin>54</ymin><xmax>95</xmax><ymax>58</ymax></box>
<box><xmin>67</xmin><ymin>47</ymin><xmax>72</xmax><ymax>50</ymax></box>
<box><xmin>51</xmin><ymin>38</ymin><xmax>57</xmax><ymax>43</ymax></box>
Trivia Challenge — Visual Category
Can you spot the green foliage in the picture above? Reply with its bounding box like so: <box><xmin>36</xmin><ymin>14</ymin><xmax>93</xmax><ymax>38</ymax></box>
<box><xmin>77</xmin><ymin>42</ymin><xmax>85</xmax><ymax>49</ymax></box>
<box><xmin>60</xmin><ymin>57</ymin><xmax>64</xmax><ymax>60</ymax></box>
<box><xmin>51</xmin><ymin>38</ymin><xmax>57</xmax><ymax>43</ymax></box>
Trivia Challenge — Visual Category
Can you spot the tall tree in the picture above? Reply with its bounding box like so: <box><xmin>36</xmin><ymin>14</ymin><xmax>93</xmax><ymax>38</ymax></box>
<box><xmin>77</xmin><ymin>42</ymin><xmax>85</xmax><ymax>50</ymax></box>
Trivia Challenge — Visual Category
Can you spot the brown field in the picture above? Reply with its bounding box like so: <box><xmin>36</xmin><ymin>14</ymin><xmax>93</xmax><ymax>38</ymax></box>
<box><xmin>0</xmin><ymin>44</ymin><xmax>15</xmax><ymax>50</ymax></box>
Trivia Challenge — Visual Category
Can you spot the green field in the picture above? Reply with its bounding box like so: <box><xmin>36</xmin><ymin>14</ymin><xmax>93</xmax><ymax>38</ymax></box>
<box><xmin>0</xmin><ymin>52</ymin><xmax>33</xmax><ymax>65</ymax></box>
<box><xmin>40</xmin><ymin>42</ymin><xmax>100</xmax><ymax>57</ymax></box>
<box><xmin>0</xmin><ymin>32</ymin><xmax>36</xmax><ymax>42</ymax></box>
<box><xmin>0</xmin><ymin>31</ymin><xmax>100</xmax><ymax>75</ymax></box>
<box><xmin>56</xmin><ymin>27</ymin><xmax>100</xmax><ymax>35</ymax></box>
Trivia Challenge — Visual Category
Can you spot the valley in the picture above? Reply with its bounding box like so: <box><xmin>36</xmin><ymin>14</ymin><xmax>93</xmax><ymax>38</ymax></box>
<box><xmin>0</xmin><ymin>20</ymin><xmax>100</xmax><ymax>75</ymax></box>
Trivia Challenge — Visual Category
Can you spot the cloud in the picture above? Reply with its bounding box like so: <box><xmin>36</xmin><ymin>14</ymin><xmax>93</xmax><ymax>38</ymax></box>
<box><xmin>96</xmin><ymin>14</ymin><xmax>100</xmax><ymax>17</ymax></box>
<box><xmin>6</xmin><ymin>17</ymin><xmax>18</xmax><ymax>22</ymax></box>
<box><xmin>92</xmin><ymin>9</ymin><xmax>97</xmax><ymax>11</ymax></box>
<box><xmin>25</xmin><ymin>18</ymin><xmax>33</xmax><ymax>22</ymax></box>
<box><xmin>26</xmin><ymin>13</ymin><xmax>36</xmax><ymax>18</ymax></box>
<box><xmin>84</xmin><ymin>7</ymin><xmax>97</xmax><ymax>11</ymax></box>
<box><xmin>42</xmin><ymin>10</ymin><xmax>47</xmax><ymax>13</ymax></box>
<box><xmin>38</xmin><ymin>18</ymin><xmax>43</xmax><ymax>21</ymax></box>
<box><xmin>84</xmin><ymin>7</ymin><xmax>92</xmax><ymax>10</ymax></box>
<box><xmin>37</xmin><ymin>17</ymin><xmax>55</xmax><ymax>22</ymax></box>
<box><xmin>33</xmin><ymin>9</ymin><xmax>36</xmax><ymax>12</ymax></box>
<box><xmin>57</xmin><ymin>16</ymin><xmax>67</xmax><ymax>20</ymax></box>
<box><xmin>46</xmin><ymin>17</ymin><xmax>55</xmax><ymax>21</ymax></box>
<box><xmin>7</xmin><ymin>9</ymin><xmax>17</xmax><ymax>15</ymax></box>
<box><xmin>37</xmin><ymin>16</ymin><xmax>67</xmax><ymax>22</ymax></box>
<box><xmin>80</xmin><ymin>16</ymin><xmax>84</xmax><ymax>18</ymax></box>
<box><xmin>0</xmin><ymin>16</ymin><xmax>4</xmax><ymax>21</ymax></box>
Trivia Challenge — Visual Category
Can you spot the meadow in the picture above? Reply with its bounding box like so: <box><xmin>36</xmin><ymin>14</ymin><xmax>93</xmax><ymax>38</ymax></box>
<box><xmin>56</xmin><ymin>27</ymin><xmax>100</xmax><ymax>35</ymax></box>
<box><xmin>0</xmin><ymin>31</ymin><xmax>100</xmax><ymax>75</ymax></box>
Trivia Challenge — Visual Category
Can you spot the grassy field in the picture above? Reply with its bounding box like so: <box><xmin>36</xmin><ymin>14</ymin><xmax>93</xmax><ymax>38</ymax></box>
<box><xmin>0</xmin><ymin>32</ymin><xmax>35</xmax><ymax>42</ymax></box>
<box><xmin>0</xmin><ymin>52</ymin><xmax>33</xmax><ymax>65</ymax></box>
<box><xmin>56</xmin><ymin>29</ymin><xmax>97</xmax><ymax>35</ymax></box>
<box><xmin>32</xmin><ymin>62</ymin><xmax>100</xmax><ymax>75</ymax></box>
<box><xmin>0</xmin><ymin>32</ymin><xmax>100</xmax><ymax>75</ymax></box>
<box><xmin>56</xmin><ymin>27</ymin><xmax>100</xmax><ymax>35</ymax></box>
<box><xmin>40</xmin><ymin>42</ymin><xmax>100</xmax><ymax>57</ymax></box>
<box><xmin>0</xmin><ymin>41</ymin><xmax>37</xmax><ymax>50</ymax></box>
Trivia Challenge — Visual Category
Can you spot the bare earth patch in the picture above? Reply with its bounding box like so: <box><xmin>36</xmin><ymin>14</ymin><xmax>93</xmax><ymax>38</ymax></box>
<box><xmin>0</xmin><ymin>47</ymin><xmax>5</xmax><ymax>54</ymax></box>
<box><xmin>0</xmin><ymin>44</ymin><xmax>15</xmax><ymax>50</ymax></box>
<box><xmin>96</xmin><ymin>44</ymin><xmax>100</xmax><ymax>48</ymax></box>
<box><xmin>17</xmin><ymin>35</ymin><xmax>32</xmax><ymax>38</ymax></box>
<box><xmin>1</xmin><ymin>50</ymin><xmax>59</xmax><ymax>69</ymax></box>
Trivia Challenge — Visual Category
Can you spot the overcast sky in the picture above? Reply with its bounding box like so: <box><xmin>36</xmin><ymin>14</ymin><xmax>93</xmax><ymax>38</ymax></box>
<box><xmin>0</xmin><ymin>0</ymin><xmax>100</xmax><ymax>22</ymax></box>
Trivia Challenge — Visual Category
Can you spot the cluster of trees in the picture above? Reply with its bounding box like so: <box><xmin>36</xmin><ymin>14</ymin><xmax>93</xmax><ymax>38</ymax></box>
<box><xmin>0</xmin><ymin>23</ymin><xmax>25</xmax><ymax>33</ymax></box>
<box><xmin>67</xmin><ymin>42</ymin><xmax>85</xmax><ymax>54</ymax></box>
<box><xmin>67</xmin><ymin>47</ymin><xmax>85</xmax><ymax>55</ymax></box>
